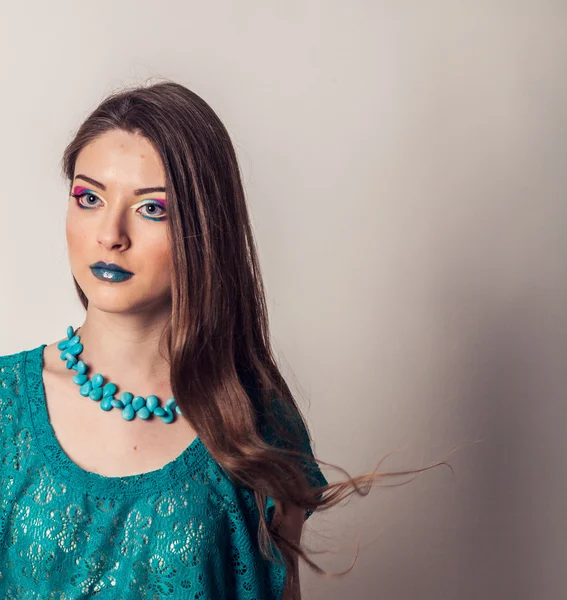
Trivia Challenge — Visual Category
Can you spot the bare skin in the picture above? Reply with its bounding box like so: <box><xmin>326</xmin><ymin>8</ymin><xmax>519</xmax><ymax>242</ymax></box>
<box><xmin>45</xmin><ymin>128</ymin><xmax>198</xmax><ymax>477</ymax></box>
<box><xmin>41</xmin><ymin>338</ymin><xmax>198</xmax><ymax>477</ymax></box>
<box><xmin>48</xmin><ymin>128</ymin><xmax>304</xmax><ymax>592</ymax></box>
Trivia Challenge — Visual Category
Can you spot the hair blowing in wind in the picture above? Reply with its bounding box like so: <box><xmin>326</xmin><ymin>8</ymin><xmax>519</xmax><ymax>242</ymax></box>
<box><xmin>60</xmin><ymin>79</ymin><xmax>454</xmax><ymax>597</ymax></box>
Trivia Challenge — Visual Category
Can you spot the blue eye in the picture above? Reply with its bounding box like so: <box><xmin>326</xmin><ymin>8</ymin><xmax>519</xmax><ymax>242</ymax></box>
<box><xmin>71</xmin><ymin>191</ymin><xmax>167</xmax><ymax>222</ymax></box>
<box><xmin>72</xmin><ymin>191</ymin><xmax>100</xmax><ymax>209</ymax></box>
<box><xmin>139</xmin><ymin>201</ymin><xmax>167</xmax><ymax>221</ymax></box>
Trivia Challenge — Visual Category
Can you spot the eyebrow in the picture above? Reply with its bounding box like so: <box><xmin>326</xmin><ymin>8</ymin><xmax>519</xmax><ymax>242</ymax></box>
<box><xmin>74</xmin><ymin>174</ymin><xmax>166</xmax><ymax>196</ymax></box>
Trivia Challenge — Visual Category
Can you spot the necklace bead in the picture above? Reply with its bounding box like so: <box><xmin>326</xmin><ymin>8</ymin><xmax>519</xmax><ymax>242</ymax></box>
<box><xmin>57</xmin><ymin>326</ymin><xmax>181</xmax><ymax>424</ymax></box>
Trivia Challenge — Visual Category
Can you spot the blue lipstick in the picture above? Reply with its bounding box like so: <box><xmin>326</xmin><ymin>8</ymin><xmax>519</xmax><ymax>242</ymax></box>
<box><xmin>90</xmin><ymin>261</ymin><xmax>134</xmax><ymax>283</ymax></box>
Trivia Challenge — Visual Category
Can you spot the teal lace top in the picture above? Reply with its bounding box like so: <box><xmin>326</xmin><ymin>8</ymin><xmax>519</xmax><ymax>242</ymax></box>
<box><xmin>0</xmin><ymin>344</ymin><xmax>328</xmax><ymax>599</ymax></box>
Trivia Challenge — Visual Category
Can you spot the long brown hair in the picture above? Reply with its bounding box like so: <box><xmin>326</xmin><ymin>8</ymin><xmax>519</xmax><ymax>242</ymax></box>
<box><xmin>60</xmin><ymin>80</ymin><xmax>451</xmax><ymax>596</ymax></box>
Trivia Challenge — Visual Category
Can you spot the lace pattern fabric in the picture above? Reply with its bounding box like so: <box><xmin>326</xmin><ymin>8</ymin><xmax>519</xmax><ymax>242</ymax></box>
<box><xmin>0</xmin><ymin>344</ymin><xmax>328</xmax><ymax>599</ymax></box>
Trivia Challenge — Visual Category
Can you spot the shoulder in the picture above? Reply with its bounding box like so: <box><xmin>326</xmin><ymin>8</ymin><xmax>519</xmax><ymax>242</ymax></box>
<box><xmin>0</xmin><ymin>347</ymin><xmax>26</xmax><ymax>365</ymax></box>
<box><xmin>0</xmin><ymin>343</ymin><xmax>46</xmax><ymax>411</ymax></box>
<box><xmin>0</xmin><ymin>345</ymin><xmax>33</xmax><ymax>381</ymax></box>
<box><xmin>0</xmin><ymin>341</ymin><xmax>62</xmax><ymax>374</ymax></box>
<box><xmin>0</xmin><ymin>346</ymin><xmax>41</xmax><ymax>447</ymax></box>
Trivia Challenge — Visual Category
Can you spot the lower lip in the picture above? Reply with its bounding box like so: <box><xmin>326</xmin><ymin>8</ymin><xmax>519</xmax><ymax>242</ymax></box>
<box><xmin>90</xmin><ymin>267</ymin><xmax>134</xmax><ymax>283</ymax></box>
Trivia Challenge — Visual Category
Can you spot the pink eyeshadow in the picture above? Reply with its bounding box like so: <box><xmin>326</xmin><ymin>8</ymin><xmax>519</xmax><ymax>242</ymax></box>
<box><xmin>71</xmin><ymin>184</ymin><xmax>166</xmax><ymax>205</ymax></box>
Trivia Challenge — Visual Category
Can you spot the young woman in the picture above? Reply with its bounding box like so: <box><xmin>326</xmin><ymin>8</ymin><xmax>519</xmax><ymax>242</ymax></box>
<box><xmin>0</xmin><ymin>81</ymin><xmax>446</xmax><ymax>599</ymax></box>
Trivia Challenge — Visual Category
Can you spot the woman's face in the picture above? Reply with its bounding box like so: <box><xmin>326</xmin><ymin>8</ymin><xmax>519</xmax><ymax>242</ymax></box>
<box><xmin>66</xmin><ymin>129</ymin><xmax>172</xmax><ymax>315</ymax></box>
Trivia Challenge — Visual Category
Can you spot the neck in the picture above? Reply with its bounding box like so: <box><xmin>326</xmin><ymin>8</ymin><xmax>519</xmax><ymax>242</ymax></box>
<box><xmin>72</xmin><ymin>310</ymin><xmax>173</xmax><ymax>398</ymax></box>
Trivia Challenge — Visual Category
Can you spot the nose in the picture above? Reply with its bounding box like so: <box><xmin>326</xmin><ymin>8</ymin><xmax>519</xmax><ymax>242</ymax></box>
<box><xmin>96</xmin><ymin>210</ymin><xmax>131</xmax><ymax>252</ymax></box>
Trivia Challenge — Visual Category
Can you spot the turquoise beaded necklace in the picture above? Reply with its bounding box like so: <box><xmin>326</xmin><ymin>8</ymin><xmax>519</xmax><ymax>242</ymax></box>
<box><xmin>57</xmin><ymin>325</ymin><xmax>181</xmax><ymax>424</ymax></box>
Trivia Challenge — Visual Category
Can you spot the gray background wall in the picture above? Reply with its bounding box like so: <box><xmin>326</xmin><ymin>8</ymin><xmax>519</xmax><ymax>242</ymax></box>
<box><xmin>0</xmin><ymin>2</ymin><xmax>564</xmax><ymax>598</ymax></box>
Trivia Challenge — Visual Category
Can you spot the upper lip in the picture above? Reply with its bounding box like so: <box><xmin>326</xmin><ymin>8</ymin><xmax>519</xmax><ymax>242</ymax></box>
<box><xmin>90</xmin><ymin>261</ymin><xmax>134</xmax><ymax>274</ymax></box>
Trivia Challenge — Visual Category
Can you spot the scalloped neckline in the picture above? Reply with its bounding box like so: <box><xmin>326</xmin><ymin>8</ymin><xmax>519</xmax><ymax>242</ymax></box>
<box><xmin>24</xmin><ymin>343</ymin><xmax>207</xmax><ymax>496</ymax></box>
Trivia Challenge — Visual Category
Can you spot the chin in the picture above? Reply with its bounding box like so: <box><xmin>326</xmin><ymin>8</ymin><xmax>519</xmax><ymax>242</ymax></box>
<box><xmin>75</xmin><ymin>270</ymin><xmax>170</xmax><ymax>310</ymax></box>
<box><xmin>86</xmin><ymin>289</ymin><xmax>171</xmax><ymax>315</ymax></box>
<box><xmin>84</xmin><ymin>295</ymin><xmax>141</xmax><ymax>314</ymax></box>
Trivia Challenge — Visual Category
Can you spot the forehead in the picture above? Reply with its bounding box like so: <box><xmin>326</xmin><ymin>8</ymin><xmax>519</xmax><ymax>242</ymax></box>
<box><xmin>74</xmin><ymin>129</ymin><xmax>165</xmax><ymax>187</ymax></box>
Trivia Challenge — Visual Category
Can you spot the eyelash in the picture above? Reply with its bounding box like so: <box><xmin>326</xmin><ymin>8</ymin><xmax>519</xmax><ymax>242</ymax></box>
<box><xmin>71</xmin><ymin>191</ymin><xmax>167</xmax><ymax>222</ymax></box>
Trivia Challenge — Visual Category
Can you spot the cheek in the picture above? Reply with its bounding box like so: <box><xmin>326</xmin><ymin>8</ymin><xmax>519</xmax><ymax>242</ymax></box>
<box><xmin>153</xmin><ymin>243</ymin><xmax>173</xmax><ymax>272</ymax></box>
<box><xmin>143</xmin><ymin>245</ymin><xmax>172</xmax><ymax>293</ymax></box>
<box><xmin>66</xmin><ymin>218</ymin><xmax>95</xmax><ymax>286</ymax></box>
<box><xmin>65</xmin><ymin>213</ymin><xmax>89</xmax><ymax>254</ymax></box>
